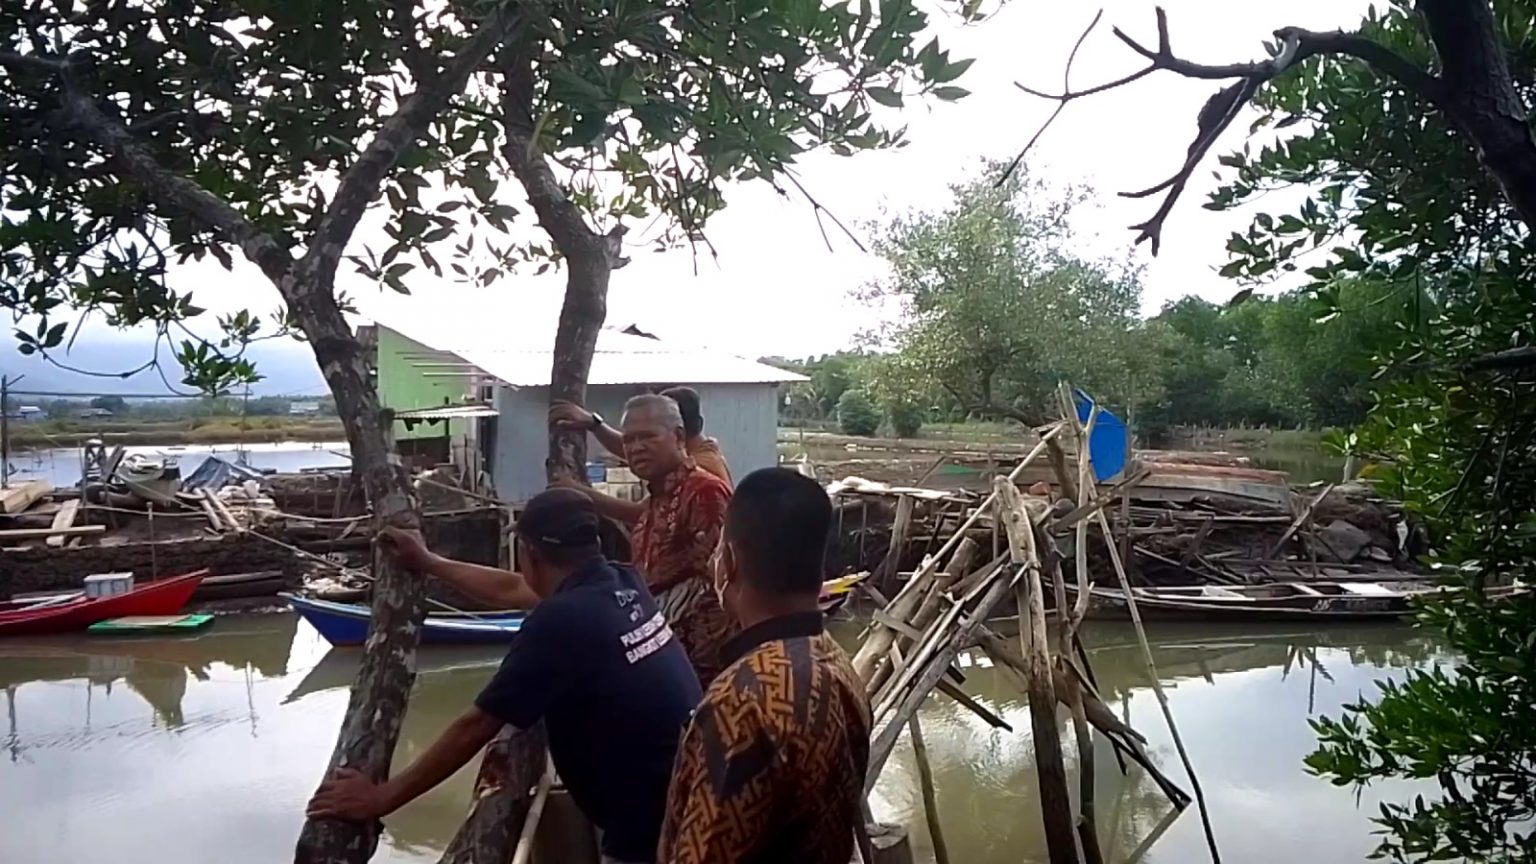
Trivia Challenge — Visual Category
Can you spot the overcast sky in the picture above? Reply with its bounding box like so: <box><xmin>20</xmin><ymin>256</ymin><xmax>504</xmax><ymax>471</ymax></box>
<box><xmin>23</xmin><ymin>0</ymin><xmax>1376</xmax><ymax>383</ymax></box>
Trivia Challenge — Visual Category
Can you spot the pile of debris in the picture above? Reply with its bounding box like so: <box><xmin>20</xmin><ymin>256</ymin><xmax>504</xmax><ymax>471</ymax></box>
<box><xmin>853</xmin><ymin>400</ymin><xmax>1218</xmax><ymax>864</ymax></box>
<box><xmin>829</xmin><ymin>451</ymin><xmax>1421</xmax><ymax>600</ymax></box>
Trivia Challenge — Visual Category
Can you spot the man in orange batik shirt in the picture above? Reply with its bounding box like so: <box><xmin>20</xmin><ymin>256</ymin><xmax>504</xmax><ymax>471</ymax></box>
<box><xmin>550</xmin><ymin>385</ymin><xmax>732</xmax><ymax>487</ymax></box>
<box><xmin>568</xmin><ymin>393</ymin><xmax>734</xmax><ymax>684</ymax></box>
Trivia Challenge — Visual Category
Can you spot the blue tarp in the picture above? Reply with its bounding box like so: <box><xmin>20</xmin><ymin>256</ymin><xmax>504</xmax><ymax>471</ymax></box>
<box><xmin>182</xmin><ymin>455</ymin><xmax>266</xmax><ymax>491</ymax></box>
<box><xmin>1073</xmin><ymin>388</ymin><xmax>1128</xmax><ymax>483</ymax></box>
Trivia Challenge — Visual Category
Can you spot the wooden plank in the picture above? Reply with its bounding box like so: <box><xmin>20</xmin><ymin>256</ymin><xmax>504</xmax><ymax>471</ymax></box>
<box><xmin>0</xmin><ymin>524</ymin><xmax>106</xmax><ymax>540</ymax></box>
<box><xmin>1267</xmin><ymin>483</ymin><xmax>1335</xmax><ymax>559</ymax></box>
<box><xmin>45</xmin><ymin>500</ymin><xmax>81</xmax><ymax>548</ymax></box>
<box><xmin>0</xmin><ymin>479</ymin><xmax>52</xmax><ymax>514</ymax></box>
<box><xmin>208</xmin><ymin>491</ymin><xmax>241</xmax><ymax>531</ymax></box>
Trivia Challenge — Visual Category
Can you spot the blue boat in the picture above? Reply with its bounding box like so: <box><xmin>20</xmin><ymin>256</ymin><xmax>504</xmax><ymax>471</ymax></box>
<box><xmin>283</xmin><ymin>594</ymin><xmax>525</xmax><ymax>647</ymax></box>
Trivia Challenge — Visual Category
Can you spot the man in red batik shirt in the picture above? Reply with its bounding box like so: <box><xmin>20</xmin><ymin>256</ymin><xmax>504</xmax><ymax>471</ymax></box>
<box><xmin>569</xmin><ymin>393</ymin><xmax>734</xmax><ymax>683</ymax></box>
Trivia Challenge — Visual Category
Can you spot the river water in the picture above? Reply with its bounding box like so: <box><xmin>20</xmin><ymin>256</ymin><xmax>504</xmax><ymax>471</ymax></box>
<box><xmin>0</xmin><ymin>615</ymin><xmax>1444</xmax><ymax>863</ymax></box>
<box><xmin>8</xmin><ymin>441</ymin><xmax>352</xmax><ymax>488</ymax></box>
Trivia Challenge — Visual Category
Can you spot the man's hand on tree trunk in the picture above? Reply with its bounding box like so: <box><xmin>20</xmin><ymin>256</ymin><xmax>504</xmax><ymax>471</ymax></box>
<box><xmin>378</xmin><ymin>527</ymin><xmax>435</xmax><ymax>571</ymax></box>
<box><xmin>307</xmin><ymin>768</ymin><xmax>393</xmax><ymax>822</ymax></box>
<box><xmin>549</xmin><ymin>400</ymin><xmax>595</xmax><ymax>432</ymax></box>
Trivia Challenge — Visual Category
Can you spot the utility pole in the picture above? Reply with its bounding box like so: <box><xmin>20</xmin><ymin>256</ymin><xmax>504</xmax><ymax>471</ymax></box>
<box><xmin>1</xmin><ymin>374</ymin><xmax>12</xmax><ymax>489</ymax></box>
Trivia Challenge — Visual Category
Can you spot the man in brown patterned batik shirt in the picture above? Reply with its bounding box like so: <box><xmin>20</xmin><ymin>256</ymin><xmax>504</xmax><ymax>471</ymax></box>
<box><xmin>658</xmin><ymin>468</ymin><xmax>871</xmax><ymax>864</ymax></box>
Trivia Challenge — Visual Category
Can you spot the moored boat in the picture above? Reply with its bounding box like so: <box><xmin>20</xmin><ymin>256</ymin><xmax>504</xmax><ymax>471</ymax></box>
<box><xmin>0</xmin><ymin>570</ymin><xmax>208</xmax><ymax>637</ymax></box>
<box><xmin>290</xmin><ymin>573</ymin><xmax>869</xmax><ymax>648</ymax></box>
<box><xmin>818</xmin><ymin>572</ymin><xmax>866</xmax><ymax>616</ymax></box>
<box><xmin>1065</xmin><ymin>580</ymin><xmax>1526</xmax><ymax>623</ymax></box>
<box><xmin>284</xmin><ymin>594</ymin><xmax>526</xmax><ymax>646</ymax></box>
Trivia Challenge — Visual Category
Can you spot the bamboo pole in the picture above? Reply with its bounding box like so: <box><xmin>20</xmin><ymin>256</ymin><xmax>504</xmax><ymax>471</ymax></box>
<box><xmin>866</xmin><ymin>537</ymin><xmax>981</xmax><ymax>698</ymax></box>
<box><xmin>1067</xmin><ymin>685</ymin><xmax>1104</xmax><ymax>864</ymax></box>
<box><xmin>907</xmin><ymin>714</ymin><xmax>951</xmax><ymax>864</ymax></box>
<box><xmin>509</xmin><ymin>756</ymin><xmax>554</xmax><ymax>864</ymax></box>
<box><xmin>865</xmin><ymin>570</ymin><xmax>1018</xmax><ymax>787</ymax></box>
<box><xmin>996</xmin><ymin>477</ymin><xmax>1079</xmax><ymax>864</ymax></box>
<box><xmin>1067</xmin><ymin>401</ymin><xmax>1103</xmax><ymax>864</ymax></box>
<box><xmin>1093</xmin><ymin>506</ymin><xmax>1221</xmax><ymax>863</ymax></box>
<box><xmin>851</xmin><ymin>423</ymin><xmax>1065</xmax><ymax>681</ymax></box>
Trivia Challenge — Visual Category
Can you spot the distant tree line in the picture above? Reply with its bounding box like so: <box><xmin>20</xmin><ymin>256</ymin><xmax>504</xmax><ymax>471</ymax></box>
<box><xmin>766</xmin><ymin>166</ymin><xmax>1410</xmax><ymax>440</ymax></box>
<box><xmin>22</xmin><ymin>395</ymin><xmax>337</xmax><ymax>422</ymax></box>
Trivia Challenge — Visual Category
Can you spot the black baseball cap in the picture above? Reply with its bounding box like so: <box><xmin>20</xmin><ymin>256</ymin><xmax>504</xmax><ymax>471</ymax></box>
<box><xmin>515</xmin><ymin>487</ymin><xmax>601</xmax><ymax>548</ymax></box>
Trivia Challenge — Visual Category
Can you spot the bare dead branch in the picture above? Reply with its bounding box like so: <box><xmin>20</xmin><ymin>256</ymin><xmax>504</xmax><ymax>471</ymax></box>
<box><xmin>1010</xmin><ymin>5</ymin><xmax>1452</xmax><ymax>255</ymax></box>
<box><xmin>1012</xmin><ymin>64</ymin><xmax>1153</xmax><ymax>103</ymax></box>
<box><xmin>779</xmin><ymin>169</ymin><xmax>868</xmax><ymax>254</ymax></box>
<box><xmin>1124</xmin><ymin>76</ymin><xmax>1260</xmax><ymax>253</ymax></box>
<box><xmin>1000</xmin><ymin>9</ymin><xmax>1104</xmax><ymax>184</ymax></box>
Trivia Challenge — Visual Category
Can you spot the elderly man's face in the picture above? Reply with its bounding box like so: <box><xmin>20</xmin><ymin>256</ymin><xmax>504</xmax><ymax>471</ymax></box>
<box><xmin>621</xmin><ymin>405</ymin><xmax>686</xmax><ymax>482</ymax></box>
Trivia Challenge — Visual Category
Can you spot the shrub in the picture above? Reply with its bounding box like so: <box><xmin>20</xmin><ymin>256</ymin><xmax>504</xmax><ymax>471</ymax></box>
<box><xmin>887</xmin><ymin>400</ymin><xmax>924</xmax><ymax>438</ymax></box>
<box><xmin>836</xmin><ymin>389</ymin><xmax>880</xmax><ymax>437</ymax></box>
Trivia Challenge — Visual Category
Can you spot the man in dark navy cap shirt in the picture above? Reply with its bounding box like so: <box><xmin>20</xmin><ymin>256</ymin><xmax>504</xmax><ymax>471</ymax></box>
<box><xmin>308</xmin><ymin>488</ymin><xmax>702</xmax><ymax>864</ymax></box>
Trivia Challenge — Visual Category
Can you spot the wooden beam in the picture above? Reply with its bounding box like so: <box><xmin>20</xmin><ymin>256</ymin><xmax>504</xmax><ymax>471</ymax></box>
<box><xmin>0</xmin><ymin>479</ymin><xmax>52</xmax><ymax>514</ymax></box>
<box><xmin>45</xmin><ymin>500</ymin><xmax>82</xmax><ymax>548</ymax></box>
<box><xmin>0</xmin><ymin>524</ymin><xmax>105</xmax><ymax>541</ymax></box>
<box><xmin>1266</xmin><ymin>483</ymin><xmax>1335</xmax><ymax>559</ymax></box>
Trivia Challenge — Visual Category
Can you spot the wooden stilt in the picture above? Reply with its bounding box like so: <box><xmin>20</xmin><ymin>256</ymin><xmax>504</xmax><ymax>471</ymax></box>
<box><xmin>907</xmin><ymin>714</ymin><xmax>951</xmax><ymax>864</ymax></box>
<box><xmin>1093</xmin><ymin>506</ymin><xmax>1221</xmax><ymax>863</ymax></box>
<box><xmin>437</xmin><ymin>723</ymin><xmax>549</xmax><ymax>864</ymax></box>
<box><xmin>996</xmin><ymin>477</ymin><xmax>1079</xmax><ymax>864</ymax></box>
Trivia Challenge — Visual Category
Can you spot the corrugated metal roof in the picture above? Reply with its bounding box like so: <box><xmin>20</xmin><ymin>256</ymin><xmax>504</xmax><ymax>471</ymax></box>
<box><xmin>393</xmin><ymin>404</ymin><xmax>499</xmax><ymax>420</ymax></box>
<box><xmin>374</xmin><ymin>313</ymin><xmax>806</xmax><ymax>388</ymax></box>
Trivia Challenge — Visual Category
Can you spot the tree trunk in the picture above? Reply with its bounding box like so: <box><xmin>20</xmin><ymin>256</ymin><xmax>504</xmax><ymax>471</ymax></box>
<box><xmin>438</xmin><ymin>723</ymin><xmax>550</xmax><ymax>863</ymax></box>
<box><xmin>290</xmin><ymin>277</ymin><xmax>427</xmax><ymax>864</ymax></box>
<box><xmin>546</xmin><ymin>253</ymin><xmax>610</xmax><ymax>480</ymax></box>
<box><xmin>1420</xmin><ymin>0</ymin><xmax>1536</xmax><ymax>233</ymax></box>
<box><xmin>497</xmin><ymin>39</ymin><xmax>628</xmax><ymax>480</ymax></box>
<box><xmin>431</xmin><ymin>45</ymin><xmax>630</xmax><ymax>864</ymax></box>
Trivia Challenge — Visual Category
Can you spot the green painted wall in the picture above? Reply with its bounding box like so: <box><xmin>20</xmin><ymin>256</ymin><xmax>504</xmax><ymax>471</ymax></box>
<box><xmin>375</xmin><ymin>327</ymin><xmax>467</xmax><ymax>441</ymax></box>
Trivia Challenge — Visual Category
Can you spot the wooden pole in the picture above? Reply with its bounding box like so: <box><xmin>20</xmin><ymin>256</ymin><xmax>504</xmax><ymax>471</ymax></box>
<box><xmin>1120</xmin><ymin>402</ymin><xmax>1135</xmax><ymax>580</ymax></box>
<box><xmin>996</xmin><ymin>478</ymin><xmax>1079</xmax><ymax>864</ymax></box>
<box><xmin>876</xmin><ymin>494</ymin><xmax>916</xmax><ymax>589</ymax></box>
<box><xmin>907</xmin><ymin>714</ymin><xmax>951</xmax><ymax>864</ymax></box>
<box><xmin>510</xmin><ymin>755</ymin><xmax>554</xmax><ymax>864</ymax></box>
<box><xmin>1092</xmin><ymin>506</ymin><xmax>1221</xmax><ymax>863</ymax></box>
<box><xmin>439</xmin><ymin>723</ymin><xmax>549</xmax><ymax>864</ymax></box>
<box><xmin>0</xmin><ymin>374</ymin><xmax>12</xmax><ymax>489</ymax></box>
<box><xmin>1068</xmin><ymin>687</ymin><xmax>1105</xmax><ymax>864</ymax></box>
<box><xmin>147</xmin><ymin>503</ymin><xmax>158</xmax><ymax>579</ymax></box>
<box><xmin>852</xmin><ymin>421</ymin><xmax>1066</xmax><ymax>679</ymax></box>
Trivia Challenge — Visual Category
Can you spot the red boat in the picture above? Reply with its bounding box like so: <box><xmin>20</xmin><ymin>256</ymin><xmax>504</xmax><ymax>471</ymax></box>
<box><xmin>0</xmin><ymin>570</ymin><xmax>208</xmax><ymax>637</ymax></box>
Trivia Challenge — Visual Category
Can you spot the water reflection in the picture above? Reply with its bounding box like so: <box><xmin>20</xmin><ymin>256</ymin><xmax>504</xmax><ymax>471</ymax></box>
<box><xmin>0</xmin><ymin>615</ymin><xmax>1447</xmax><ymax>863</ymax></box>
<box><xmin>870</xmin><ymin>621</ymin><xmax>1448</xmax><ymax>864</ymax></box>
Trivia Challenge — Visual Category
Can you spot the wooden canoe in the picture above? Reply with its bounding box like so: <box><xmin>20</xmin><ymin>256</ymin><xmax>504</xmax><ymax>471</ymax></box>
<box><xmin>284</xmin><ymin>594</ymin><xmax>527</xmax><ymax>647</ymax></box>
<box><xmin>1065</xmin><ymin>581</ymin><xmax>1430</xmax><ymax>623</ymax></box>
<box><xmin>0</xmin><ymin>570</ymin><xmax>208</xmax><ymax>637</ymax></box>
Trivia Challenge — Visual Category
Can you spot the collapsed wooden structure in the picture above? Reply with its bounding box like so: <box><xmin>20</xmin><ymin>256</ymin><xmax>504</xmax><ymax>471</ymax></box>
<box><xmin>853</xmin><ymin>388</ymin><xmax>1220</xmax><ymax>864</ymax></box>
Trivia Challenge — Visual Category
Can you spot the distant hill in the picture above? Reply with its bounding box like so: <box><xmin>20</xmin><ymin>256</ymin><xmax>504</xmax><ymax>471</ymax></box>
<box><xmin>0</xmin><ymin>336</ymin><xmax>326</xmax><ymax>398</ymax></box>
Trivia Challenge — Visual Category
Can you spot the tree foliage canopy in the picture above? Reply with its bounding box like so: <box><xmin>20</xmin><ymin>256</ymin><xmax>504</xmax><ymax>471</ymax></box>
<box><xmin>1202</xmin><ymin>3</ymin><xmax>1536</xmax><ymax>860</ymax></box>
<box><xmin>859</xmin><ymin>164</ymin><xmax>1147</xmax><ymax>420</ymax></box>
<box><xmin>1</xmin><ymin>0</ymin><xmax>977</xmax><ymax>391</ymax></box>
<box><xmin>1</xmin><ymin>2</ymin><xmax>993</xmax><ymax>860</ymax></box>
